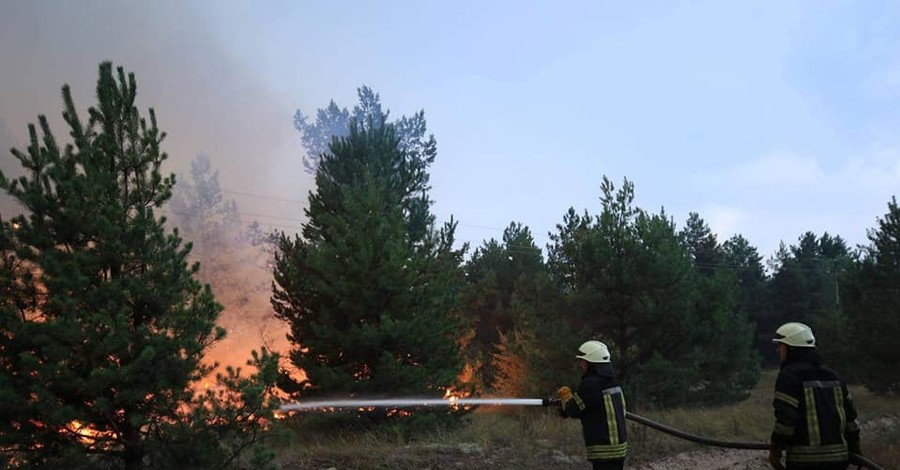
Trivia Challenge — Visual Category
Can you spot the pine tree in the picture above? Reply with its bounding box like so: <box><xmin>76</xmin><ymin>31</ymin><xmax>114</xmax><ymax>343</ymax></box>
<box><xmin>294</xmin><ymin>86</ymin><xmax>435</xmax><ymax>174</ymax></box>
<box><xmin>680</xmin><ymin>215</ymin><xmax>759</xmax><ymax>403</ymax></box>
<box><xmin>768</xmin><ymin>232</ymin><xmax>852</xmax><ymax>366</ymax></box>
<box><xmin>682</xmin><ymin>212</ymin><xmax>723</xmax><ymax>275</ymax></box>
<box><xmin>169</xmin><ymin>153</ymin><xmax>245</xmax><ymax>288</ymax></box>
<box><xmin>549</xmin><ymin>178</ymin><xmax>695</xmax><ymax>405</ymax></box>
<box><xmin>168</xmin><ymin>153</ymin><xmax>282</xmax><ymax>372</ymax></box>
<box><xmin>843</xmin><ymin>197</ymin><xmax>900</xmax><ymax>394</ymax></box>
<box><xmin>722</xmin><ymin>234</ymin><xmax>773</xmax><ymax>364</ymax></box>
<box><xmin>464</xmin><ymin>222</ymin><xmax>555</xmax><ymax>393</ymax></box>
<box><xmin>272</xmin><ymin>114</ymin><xmax>464</xmax><ymax>419</ymax></box>
<box><xmin>548</xmin><ymin>177</ymin><xmax>758</xmax><ymax>407</ymax></box>
<box><xmin>0</xmin><ymin>62</ymin><xmax>279</xmax><ymax>469</ymax></box>
<box><xmin>170</xmin><ymin>154</ymin><xmax>239</xmax><ymax>253</ymax></box>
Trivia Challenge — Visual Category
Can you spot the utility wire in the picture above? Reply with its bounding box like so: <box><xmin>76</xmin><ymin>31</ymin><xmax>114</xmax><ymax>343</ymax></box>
<box><xmin>166</xmin><ymin>188</ymin><xmax>849</xmax><ymax>273</ymax></box>
<box><xmin>219</xmin><ymin>188</ymin><xmax>305</xmax><ymax>204</ymax></box>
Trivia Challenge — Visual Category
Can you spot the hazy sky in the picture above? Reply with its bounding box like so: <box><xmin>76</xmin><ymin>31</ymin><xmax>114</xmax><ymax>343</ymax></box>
<box><xmin>2</xmin><ymin>0</ymin><xmax>900</xmax><ymax>259</ymax></box>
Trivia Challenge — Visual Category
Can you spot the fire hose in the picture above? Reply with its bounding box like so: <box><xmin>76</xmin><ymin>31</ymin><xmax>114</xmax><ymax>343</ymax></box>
<box><xmin>537</xmin><ymin>399</ymin><xmax>883</xmax><ymax>469</ymax></box>
<box><xmin>622</xmin><ymin>410</ymin><xmax>883</xmax><ymax>470</ymax></box>
<box><xmin>279</xmin><ymin>397</ymin><xmax>885</xmax><ymax>469</ymax></box>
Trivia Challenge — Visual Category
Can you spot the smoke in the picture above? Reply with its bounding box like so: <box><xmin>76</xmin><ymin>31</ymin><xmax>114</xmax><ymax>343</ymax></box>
<box><xmin>0</xmin><ymin>1</ymin><xmax>312</xmax><ymax>220</ymax></box>
<box><xmin>0</xmin><ymin>118</ymin><xmax>24</xmax><ymax>216</ymax></box>
<box><xmin>0</xmin><ymin>2</ymin><xmax>312</xmax><ymax>371</ymax></box>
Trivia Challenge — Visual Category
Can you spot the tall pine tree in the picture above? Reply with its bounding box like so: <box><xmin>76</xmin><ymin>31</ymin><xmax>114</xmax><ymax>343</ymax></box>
<box><xmin>722</xmin><ymin>234</ymin><xmax>773</xmax><ymax>364</ymax></box>
<box><xmin>769</xmin><ymin>231</ymin><xmax>852</xmax><ymax>366</ymax></box>
<box><xmin>294</xmin><ymin>86</ymin><xmax>434</xmax><ymax>174</ymax></box>
<box><xmin>0</xmin><ymin>63</ymin><xmax>279</xmax><ymax>470</ymax></box>
<box><xmin>548</xmin><ymin>177</ymin><xmax>758</xmax><ymax>407</ymax></box>
<box><xmin>680</xmin><ymin>214</ymin><xmax>759</xmax><ymax>403</ymax></box>
<box><xmin>843</xmin><ymin>197</ymin><xmax>900</xmax><ymax>393</ymax></box>
<box><xmin>272</xmin><ymin>113</ymin><xmax>464</xmax><ymax>418</ymax></box>
<box><xmin>460</xmin><ymin>222</ymin><xmax>558</xmax><ymax>395</ymax></box>
<box><xmin>548</xmin><ymin>178</ymin><xmax>696</xmax><ymax>405</ymax></box>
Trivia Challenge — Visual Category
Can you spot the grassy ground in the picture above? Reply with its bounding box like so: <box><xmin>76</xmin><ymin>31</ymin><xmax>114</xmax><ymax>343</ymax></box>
<box><xmin>272</xmin><ymin>371</ymin><xmax>899</xmax><ymax>469</ymax></box>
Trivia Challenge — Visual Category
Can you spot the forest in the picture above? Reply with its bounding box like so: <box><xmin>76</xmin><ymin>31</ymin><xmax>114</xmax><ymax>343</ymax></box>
<box><xmin>1</xmin><ymin>62</ymin><xmax>898</xmax><ymax>469</ymax></box>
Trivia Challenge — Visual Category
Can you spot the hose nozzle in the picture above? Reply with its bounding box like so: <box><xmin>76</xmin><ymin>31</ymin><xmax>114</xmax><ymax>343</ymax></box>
<box><xmin>542</xmin><ymin>398</ymin><xmax>561</xmax><ymax>407</ymax></box>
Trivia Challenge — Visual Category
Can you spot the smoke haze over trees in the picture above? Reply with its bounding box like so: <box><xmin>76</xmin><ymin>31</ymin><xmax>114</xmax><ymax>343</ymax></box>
<box><xmin>0</xmin><ymin>63</ymin><xmax>279</xmax><ymax>469</ymax></box>
<box><xmin>2</xmin><ymin>2</ymin><xmax>900</xmax><ymax>461</ymax></box>
<box><xmin>168</xmin><ymin>153</ymin><xmax>288</xmax><ymax>379</ymax></box>
<box><xmin>294</xmin><ymin>86</ymin><xmax>435</xmax><ymax>175</ymax></box>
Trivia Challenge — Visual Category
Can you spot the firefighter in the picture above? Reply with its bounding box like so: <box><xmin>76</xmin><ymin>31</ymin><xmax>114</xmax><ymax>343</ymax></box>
<box><xmin>557</xmin><ymin>340</ymin><xmax>628</xmax><ymax>470</ymax></box>
<box><xmin>769</xmin><ymin>322</ymin><xmax>862</xmax><ymax>470</ymax></box>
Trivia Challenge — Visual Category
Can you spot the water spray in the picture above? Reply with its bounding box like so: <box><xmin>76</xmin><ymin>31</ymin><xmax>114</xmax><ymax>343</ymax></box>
<box><xmin>279</xmin><ymin>397</ymin><xmax>558</xmax><ymax>412</ymax></box>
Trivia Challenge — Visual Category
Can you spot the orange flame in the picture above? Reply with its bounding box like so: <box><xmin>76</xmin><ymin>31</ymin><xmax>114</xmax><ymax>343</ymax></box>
<box><xmin>443</xmin><ymin>385</ymin><xmax>472</xmax><ymax>411</ymax></box>
<box><xmin>66</xmin><ymin>420</ymin><xmax>116</xmax><ymax>449</ymax></box>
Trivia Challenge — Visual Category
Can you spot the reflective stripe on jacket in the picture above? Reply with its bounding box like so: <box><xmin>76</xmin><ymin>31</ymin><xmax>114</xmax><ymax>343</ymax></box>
<box><xmin>561</xmin><ymin>364</ymin><xmax>628</xmax><ymax>462</ymax></box>
<box><xmin>771</xmin><ymin>350</ymin><xmax>860</xmax><ymax>466</ymax></box>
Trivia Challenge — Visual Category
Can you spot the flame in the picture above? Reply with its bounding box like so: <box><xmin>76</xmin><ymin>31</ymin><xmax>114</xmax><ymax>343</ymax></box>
<box><xmin>443</xmin><ymin>385</ymin><xmax>471</xmax><ymax>411</ymax></box>
<box><xmin>67</xmin><ymin>420</ymin><xmax>116</xmax><ymax>449</ymax></box>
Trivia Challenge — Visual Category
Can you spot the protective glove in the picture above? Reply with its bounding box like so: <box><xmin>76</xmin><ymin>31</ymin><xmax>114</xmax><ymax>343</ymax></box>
<box><xmin>556</xmin><ymin>402</ymin><xmax>567</xmax><ymax>418</ymax></box>
<box><xmin>848</xmin><ymin>439</ymin><xmax>862</xmax><ymax>456</ymax></box>
<box><xmin>556</xmin><ymin>386</ymin><xmax>573</xmax><ymax>403</ymax></box>
<box><xmin>768</xmin><ymin>445</ymin><xmax>786</xmax><ymax>470</ymax></box>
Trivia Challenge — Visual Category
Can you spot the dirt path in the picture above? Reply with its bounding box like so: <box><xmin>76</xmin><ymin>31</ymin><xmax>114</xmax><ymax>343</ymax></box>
<box><xmin>638</xmin><ymin>448</ymin><xmax>770</xmax><ymax>469</ymax></box>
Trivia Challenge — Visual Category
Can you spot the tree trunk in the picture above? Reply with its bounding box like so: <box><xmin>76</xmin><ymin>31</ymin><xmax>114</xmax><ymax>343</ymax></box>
<box><xmin>122</xmin><ymin>420</ymin><xmax>144</xmax><ymax>470</ymax></box>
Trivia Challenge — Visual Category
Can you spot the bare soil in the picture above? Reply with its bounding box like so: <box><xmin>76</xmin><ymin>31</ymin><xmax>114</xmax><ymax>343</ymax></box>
<box><xmin>281</xmin><ymin>444</ymin><xmax>772</xmax><ymax>469</ymax></box>
<box><xmin>638</xmin><ymin>448</ymin><xmax>770</xmax><ymax>469</ymax></box>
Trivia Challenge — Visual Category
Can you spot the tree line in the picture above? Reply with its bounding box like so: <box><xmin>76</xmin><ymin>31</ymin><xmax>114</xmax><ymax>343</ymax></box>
<box><xmin>1</xmin><ymin>63</ymin><xmax>897</xmax><ymax>469</ymax></box>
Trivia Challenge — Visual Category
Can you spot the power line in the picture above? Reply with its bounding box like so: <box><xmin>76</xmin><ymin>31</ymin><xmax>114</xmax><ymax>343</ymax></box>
<box><xmin>166</xmin><ymin>189</ymin><xmax>824</xmax><ymax>273</ymax></box>
<box><xmin>219</xmin><ymin>188</ymin><xmax>305</xmax><ymax>204</ymax></box>
<box><xmin>159</xmin><ymin>209</ymin><xmax>306</xmax><ymax>232</ymax></box>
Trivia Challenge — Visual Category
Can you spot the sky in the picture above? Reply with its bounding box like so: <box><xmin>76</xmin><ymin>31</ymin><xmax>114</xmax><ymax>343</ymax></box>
<box><xmin>2</xmin><ymin>0</ymin><xmax>900</xmax><ymax>260</ymax></box>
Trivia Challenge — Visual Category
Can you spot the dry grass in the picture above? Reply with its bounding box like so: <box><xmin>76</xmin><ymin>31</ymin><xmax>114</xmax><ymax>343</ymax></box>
<box><xmin>851</xmin><ymin>386</ymin><xmax>900</xmax><ymax>469</ymax></box>
<box><xmin>272</xmin><ymin>372</ymin><xmax>900</xmax><ymax>469</ymax></box>
<box><xmin>274</xmin><ymin>408</ymin><xmax>589</xmax><ymax>469</ymax></box>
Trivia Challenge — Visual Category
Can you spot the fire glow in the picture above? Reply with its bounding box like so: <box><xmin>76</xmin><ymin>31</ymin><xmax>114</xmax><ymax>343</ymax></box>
<box><xmin>66</xmin><ymin>421</ymin><xmax>117</xmax><ymax>449</ymax></box>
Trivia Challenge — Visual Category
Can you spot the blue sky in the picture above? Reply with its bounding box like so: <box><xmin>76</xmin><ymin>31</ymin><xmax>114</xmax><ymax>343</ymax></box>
<box><xmin>2</xmin><ymin>0</ymin><xmax>899</xmax><ymax>259</ymax></box>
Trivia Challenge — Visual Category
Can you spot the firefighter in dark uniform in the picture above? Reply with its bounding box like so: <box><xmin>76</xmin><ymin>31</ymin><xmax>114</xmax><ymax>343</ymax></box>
<box><xmin>557</xmin><ymin>340</ymin><xmax>628</xmax><ymax>470</ymax></box>
<box><xmin>769</xmin><ymin>322</ymin><xmax>862</xmax><ymax>470</ymax></box>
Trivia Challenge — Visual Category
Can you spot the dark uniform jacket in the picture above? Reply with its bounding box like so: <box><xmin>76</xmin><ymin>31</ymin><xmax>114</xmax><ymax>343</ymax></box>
<box><xmin>771</xmin><ymin>348</ymin><xmax>861</xmax><ymax>467</ymax></box>
<box><xmin>561</xmin><ymin>364</ymin><xmax>628</xmax><ymax>462</ymax></box>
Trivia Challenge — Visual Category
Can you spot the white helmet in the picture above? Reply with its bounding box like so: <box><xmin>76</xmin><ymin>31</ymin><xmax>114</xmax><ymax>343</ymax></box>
<box><xmin>576</xmin><ymin>340</ymin><xmax>611</xmax><ymax>363</ymax></box>
<box><xmin>772</xmin><ymin>322</ymin><xmax>816</xmax><ymax>348</ymax></box>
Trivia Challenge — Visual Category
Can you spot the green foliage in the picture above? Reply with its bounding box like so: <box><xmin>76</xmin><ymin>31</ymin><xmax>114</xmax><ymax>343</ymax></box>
<box><xmin>680</xmin><ymin>214</ymin><xmax>760</xmax><ymax>404</ymax></box>
<box><xmin>150</xmin><ymin>349</ymin><xmax>284</xmax><ymax>470</ymax></box>
<box><xmin>769</xmin><ymin>232</ymin><xmax>850</xmax><ymax>323</ymax></box>
<box><xmin>842</xmin><ymin>197</ymin><xmax>900</xmax><ymax>394</ymax></box>
<box><xmin>547</xmin><ymin>177</ymin><xmax>759</xmax><ymax>407</ymax></box>
<box><xmin>459</xmin><ymin>222</ymin><xmax>557</xmax><ymax>394</ymax></box>
<box><xmin>0</xmin><ymin>62</ymin><xmax>278</xmax><ymax>469</ymax></box>
<box><xmin>722</xmin><ymin>234</ymin><xmax>773</xmax><ymax>365</ymax></box>
<box><xmin>294</xmin><ymin>86</ymin><xmax>435</xmax><ymax>174</ymax></box>
<box><xmin>272</xmin><ymin>109</ymin><xmax>465</xmax><ymax>421</ymax></box>
<box><xmin>767</xmin><ymin>231</ymin><xmax>853</xmax><ymax>367</ymax></box>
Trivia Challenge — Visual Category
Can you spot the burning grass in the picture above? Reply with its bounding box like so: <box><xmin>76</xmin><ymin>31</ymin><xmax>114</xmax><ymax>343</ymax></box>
<box><xmin>269</xmin><ymin>371</ymin><xmax>900</xmax><ymax>469</ymax></box>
